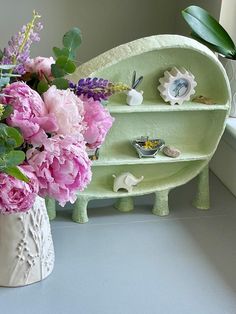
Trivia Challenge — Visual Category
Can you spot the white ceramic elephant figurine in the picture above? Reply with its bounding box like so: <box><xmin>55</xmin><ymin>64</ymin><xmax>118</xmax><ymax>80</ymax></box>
<box><xmin>112</xmin><ymin>172</ymin><xmax>144</xmax><ymax>193</ymax></box>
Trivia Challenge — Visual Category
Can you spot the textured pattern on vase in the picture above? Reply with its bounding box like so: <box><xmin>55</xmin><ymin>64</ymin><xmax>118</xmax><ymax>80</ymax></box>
<box><xmin>0</xmin><ymin>196</ymin><xmax>54</xmax><ymax>287</ymax></box>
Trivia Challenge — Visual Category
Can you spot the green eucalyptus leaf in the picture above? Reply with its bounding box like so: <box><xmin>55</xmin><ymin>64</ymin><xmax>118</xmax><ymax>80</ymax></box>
<box><xmin>5</xmin><ymin>126</ymin><xmax>23</xmax><ymax>147</ymax></box>
<box><xmin>51</xmin><ymin>63</ymin><xmax>66</xmax><ymax>78</ymax></box>
<box><xmin>5</xmin><ymin>138</ymin><xmax>16</xmax><ymax>151</ymax></box>
<box><xmin>0</xmin><ymin>49</ymin><xmax>3</xmax><ymax>61</ymax></box>
<box><xmin>182</xmin><ymin>6</ymin><xmax>236</xmax><ymax>57</ymax></box>
<box><xmin>56</xmin><ymin>55</ymin><xmax>68</xmax><ymax>67</ymax></box>
<box><xmin>0</xmin><ymin>147</ymin><xmax>6</xmax><ymax>155</ymax></box>
<box><xmin>56</xmin><ymin>56</ymin><xmax>76</xmax><ymax>73</ymax></box>
<box><xmin>1</xmin><ymin>105</ymin><xmax>13</xmax><ymax>120</ymax></box>
<box><xmin>51</xmin><ymin>78</ymin><xmax>69</xmax><ymax>90</ymax></box>
<box><xmin>62</xmin><ymin>27</ymin><xmax>82</xmax><ymax>57</ymax></box>
<box><xmin>4</xmin><ymin>166</ymin><xmax>29</xmax><ymax>182</ymax></box>
<box><xmin>5</xmin><ymin>150</ymin><xmax>25</xmax><ymax>167</ymax></box>
<box><xmin>53</xmin><ymin>46</ymin><xmax>70</xmax><ymax>58</ymax></box>
<box><xmin>37</xmin><ymin>80</ymin><xmax>49</xmax><ymax>95</ymax></box>
<box><xmin>0</xmin><ymin>157</ymin><xmax>6</xmax><ymax>168</ymax></box>
<box><xmin>0</xmin><ymin>123</ymin><xmax>8</xmax><ymax>136</ymax></box>
<box><xmin>64</xmin><ymin>59</ymin><xmax>76</xmax><ymax>73</ymax></box>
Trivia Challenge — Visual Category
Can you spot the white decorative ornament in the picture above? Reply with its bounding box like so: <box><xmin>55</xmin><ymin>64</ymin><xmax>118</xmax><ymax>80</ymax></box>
<box><xmin>0</xmin><ymin>196</ymin><xmax>54</xmax><ymax>287</ymax></box>
<box><xmin>112</xmin><ymin>172</ymin><xmax>144</xmax><ymax>193</ymax></box>
<box><xmin>158</xmin><ymin>67</ymin><xmax>197</xmax><ymax>105</ymax></box>
<box><xmin>126</xmin><ymin>89</ymin><xmax>144</xmax><ymax>106</ymax></box>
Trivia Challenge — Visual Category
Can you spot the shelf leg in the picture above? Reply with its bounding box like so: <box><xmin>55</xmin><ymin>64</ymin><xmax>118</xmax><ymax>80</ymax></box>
<box><xmin>114</xmin><ymin>196</ymin><xmax>134</xmax><ymax>212</ymax></box>
<box><xmin>152</xmin><ymin>190</ymin><xmax>169</xmax><ymax>216</ymax></box>
<box><xmin>45</xmin><ymin>197</ymin><xmax>56</xmax><ymax>220</ymax></box>
<box><xmin>193</xmin><ymin>165</ymin><xmax>210</xmax><ymax>210</ymax></box>
<box><xmin>72</xmin><ymin>197</ymin><xmax>90</xmax><ymax>223</ymax></box>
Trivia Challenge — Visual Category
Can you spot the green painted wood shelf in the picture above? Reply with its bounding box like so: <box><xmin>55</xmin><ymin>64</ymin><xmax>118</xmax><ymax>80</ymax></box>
<box><xmin>46</xmin><ymin>35</ymin><xmax>230</xmax><ymax>223</ymax></box>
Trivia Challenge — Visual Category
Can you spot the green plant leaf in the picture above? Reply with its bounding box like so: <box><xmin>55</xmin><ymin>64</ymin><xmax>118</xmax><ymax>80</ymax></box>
<box><xmin>51</xmin><ymin>78</ymin><xmax>69</xmax><ymax>89</ymax></box>
<box><xmin>51</xmin><ymin>63</ymin><xmax>66</xmax><ymax>78</ymax></box>
<box><xmin>0</xmin><ymin>49</ymin><xmax>3</xmax><ymax>61</ymax></box>
<box><xmin>56</xmin><ymin>56</ymin><xmax>76</xmax><ymax>74</ymax></box>
<box><xmin>191</xmin><ymin>31</ymin><xmax>235</xmax><ymax>59</ymax></box>
<box><xmin>64</xmin><ymin>59</ymin><xmax>76</xmax><ymax>73</ymax></box>
<box><xmin>62</xmin><ymin>27</ymin><xmax>82</xmax><ymax>58</ymax></box>
<box><xmin>5</xmin><ymin>150</ymin><xmax>25</xmax><ymax>167</ymax></box>
<box><xmin>37</xmin><ymin>80</ymin><xmax>49</xmax><ymax>94</ymax></box>
<box><xmin>4</xmin><ymin>166</ymin><xmax>29</xmax><ymax>182</ymax></box>
<box><xmin>1</xmin><ymin>105</ymin><xmax>13</xmax><ymax>120</ymax></box>
<box><xmin>182</xmin><ymin>5</ymin><xmax>236</xmax><ymax>58</ymax></box>
<box><xmin>53</xmin><ymin>47</ymin><xmax>70</xmax><ymax>58</ymax></box>
<box><xmin>56</xmin><ymin>55</ymin><xmax>68</xmax><ymax>67</ymax></box>
<box><xmin>5</xmin><ymin>125</ymin><xmax>24</xmax><ymax>147</ymax></box>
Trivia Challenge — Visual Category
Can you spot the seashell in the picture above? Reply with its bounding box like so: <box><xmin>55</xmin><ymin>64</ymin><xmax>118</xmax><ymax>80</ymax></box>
<box><xmin>162</xmin><ymin>145</ymin><xmax>181</xmax><ymax>158</ymax></box>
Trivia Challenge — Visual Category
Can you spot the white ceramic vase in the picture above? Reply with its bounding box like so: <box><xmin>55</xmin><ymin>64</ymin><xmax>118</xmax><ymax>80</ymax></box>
<box><xmin>221</xmin><ymin>58</ymin><xmax>236</xmax><ymax>117</ymax></box>
<box><xmin>0</xmin><ymin>196</ymin><xmax>54</xmax><ymax>287</ymax></box>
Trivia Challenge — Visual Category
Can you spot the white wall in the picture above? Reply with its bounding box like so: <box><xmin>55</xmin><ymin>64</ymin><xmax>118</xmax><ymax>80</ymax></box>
<box><xmin>0</xmin><ymin>0</ymin><xmax>222</xmax><ymax>63</ymax></box>
<box><xmin>220</xmin><ymin>0</ymin><xmax>236</xmax><ymax>43</ymax></box>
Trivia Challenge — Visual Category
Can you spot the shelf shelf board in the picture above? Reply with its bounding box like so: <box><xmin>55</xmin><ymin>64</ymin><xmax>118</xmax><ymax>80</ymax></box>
<box><xmin>78</xmin><ymin>160</ymin><xmax>206</xmax><ymax>198</ymax></box>
<box><xmin>106</xmin><ymin>100</ymin><xmax>229</xmax><ymax>113</ymax></box>
<box><xmin>92</xmin><ymin>150</ymin><xmax>211</xmax><ymax>166</ymax></box>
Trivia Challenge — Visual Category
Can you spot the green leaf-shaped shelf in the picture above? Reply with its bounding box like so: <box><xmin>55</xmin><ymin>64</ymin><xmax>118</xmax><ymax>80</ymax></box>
<box><xmin>49</xmin><ymin>35</ymin><xmax>231</xmax><ymax>223</ymax></box>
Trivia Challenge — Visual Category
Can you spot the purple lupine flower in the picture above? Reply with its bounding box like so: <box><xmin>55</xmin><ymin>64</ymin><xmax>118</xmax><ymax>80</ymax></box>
<box><xmin>70</xmin><ymin>77</ymin><xmax>130</xmax><ymax>101</ymax></box>
<box><xmin>1</xmin><ymin>13</ymin><xmax>42</xmax><ymax>75</ymax></box>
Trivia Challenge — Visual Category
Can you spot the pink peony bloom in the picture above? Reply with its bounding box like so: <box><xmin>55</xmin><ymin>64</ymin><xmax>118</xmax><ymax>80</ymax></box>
<box><xmin>2</xmin><ymin>82</ymin><xmax>58</xmax><ymax>145</ymax></box>
<box><xmin>83</xmin><ymin>97</ymin><xmax>114</xmax><ymax>149</ymax></box>
<box><xmin>0</xmin><ymin>165</ymin><xmax>39</xmax><ymax>214</ymax></box>
<box><xmin>27</xmin><ymin>135</ymin><xmax>92</xmax><ymax>206</ymax></box>
<box><xmin>24</xmin><ymin>56</ymin><xmax>55</xmax><ymax>80</ymax></box>
<box><xmin>43</xmin><ymin>86</ymin><xmax>86</xmax><ymax>140</ymax></box>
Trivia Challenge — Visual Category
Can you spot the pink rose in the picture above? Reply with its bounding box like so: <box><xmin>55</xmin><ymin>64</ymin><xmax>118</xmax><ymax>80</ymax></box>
<box><xmin>0</xmin><ymin>165</ymin><xmax>39</xmax><ymax>214</ymax></box>
<box><xmin>43</xmin><ymin>86</ymin><xmax>86</xmax><ymax>139</ymax></box>
<box><xmin>83</xmin><ymin>97</ymin><xmax>114</xmax><ymax>149</ymax></box>
<box><xmin>2</xmin><ymin>82</ymin><xmax>58</xmax><ymax>145</ymax></box>
<box><xmin>27</xmin><ymin>135</ymin><xmax>92</xmax><ymax>206</ymax></box>
<box><xmin>24</xmin><ymin>56</ymin><xmax>55</xmax><ymax>80</ymax></box>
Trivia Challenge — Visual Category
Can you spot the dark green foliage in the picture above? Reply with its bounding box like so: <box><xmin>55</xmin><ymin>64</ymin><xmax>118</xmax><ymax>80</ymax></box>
<box><xmin>37</xmin><ymin>80</ymin><xmax>49</xmax><ymax>94</ymax></box>
<box><xmin>51</xmin><ymin>78</ymin><xmax>69</xmax><ymax>90</ymax></box>
<box><xmin>51</xmin><ymin>27</ymin><xmax>82</xmax><ymax>81</ymax></box>
<box><xmin>0</xmin><ymin>123</ymin><xmax>28</xmax><ymax>181</ymax></box>
<box><xmin>182</xmin><ymin>5</ymin><xmax>236</xmax><ymax>59</ymax></box>
<box><xmin>0</xmin><ymin>105</ymin><xmax>13</xmax><ymax>120</ymax></box>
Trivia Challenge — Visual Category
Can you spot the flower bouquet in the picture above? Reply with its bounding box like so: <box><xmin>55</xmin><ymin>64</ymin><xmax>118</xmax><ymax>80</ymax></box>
<box><xmin>0</xmin><ymin>11</ymin><xmax>129</xmax><ymax>287</ymax></box>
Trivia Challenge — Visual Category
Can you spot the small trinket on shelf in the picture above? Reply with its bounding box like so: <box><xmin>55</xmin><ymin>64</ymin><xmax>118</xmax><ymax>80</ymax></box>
<box><xmin>192</xmin><ymin>95</ymin><xmax>216</xmax><ymax>105</ymax></box>
<box><xmin>162</xmin><ymin>145</ymin><xmax>181</xmax><ymax>158</ymax></box>
<box><xmin>126</xmin><ymin>70</ymin><xmax>144</xmax><ymax>106</ymax></box>
<box><xmin>112</xmin><ymin>172</ymin><xmax>144</xmax><ymax>193</ymax></box>
<box><xmin>131</xmin><ymin>136</ymin><xmax>165</xmax><ymax>158</ymax></box>
<box><xmin>158</xmin><ymin>67</ymin><xmax>197</xmax><ymax>105</ymax></box>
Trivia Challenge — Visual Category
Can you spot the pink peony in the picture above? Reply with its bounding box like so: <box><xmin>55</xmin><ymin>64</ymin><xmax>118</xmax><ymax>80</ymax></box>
<box><xmin>83</xmin><ymin>97</ymin><xmax>114</xmax><ymax>149</ymax></box>
<box><xmin>24</xmin><ymin>56</ymin><xmax>55</xmax><ymax>80</ymax></box>
<box><xmin>0</xmin><ymin>165</ymin><xmax>39</xmax><ymax>214</ymax></box>
<box><xmin>2</xmin><ymin>82</ymin><xmax>58</xmax><ymax>145</ymax></box>
<box><xmin>27</xmin><ymin>135</ymin><xmax>92</xmax><ymax>206</ymax></box>
<box><xmin>43</xmin><ymin>86</ymin><xmax>86</xmax><ymax>140</ymax></box>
